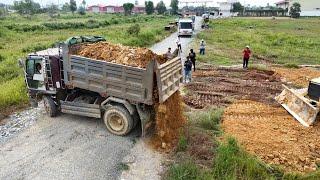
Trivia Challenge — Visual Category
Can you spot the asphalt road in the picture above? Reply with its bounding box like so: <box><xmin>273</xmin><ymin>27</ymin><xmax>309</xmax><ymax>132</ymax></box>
<box><xmin>0</xmin><ymin>16</ymin><xmax>203</xmax><ymax>180</ymax></box>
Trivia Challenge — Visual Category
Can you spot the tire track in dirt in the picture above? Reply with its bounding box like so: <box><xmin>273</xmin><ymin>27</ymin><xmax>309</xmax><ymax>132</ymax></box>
<box><xmin>183</xmin><ymin>67</ymin><xmax>283</xmax><ymax>109</ymax></box>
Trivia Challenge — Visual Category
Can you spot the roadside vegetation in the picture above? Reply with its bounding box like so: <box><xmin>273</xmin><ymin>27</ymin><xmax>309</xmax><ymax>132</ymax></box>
<box><xmin>196</xmin><ymin>18</ymin><xmax>320</xmax><ymax>66</ymax></box>
<box><xmin>0</xmin><ymin>13</ymin><xmax>174</xmax><ymax>114</ymax></box>
<box><xmin>167</xmin><ymin>108</ymin><xmax>320</xmax><ymax>180</ymax></box>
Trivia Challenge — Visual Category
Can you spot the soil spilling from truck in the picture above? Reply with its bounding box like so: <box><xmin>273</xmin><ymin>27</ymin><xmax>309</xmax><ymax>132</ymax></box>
<box><xmin>152</xmin><ymin>92</ymin><xmax>186</xmax><ymax>151</ymax></box>
<box><xmin>71</xmin><ymin>42</ymin><xmax>168</xmax><ymax>68</ymax></box>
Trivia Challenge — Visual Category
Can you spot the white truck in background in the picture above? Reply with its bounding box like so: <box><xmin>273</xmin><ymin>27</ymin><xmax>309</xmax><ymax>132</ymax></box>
<box><xmin>178</xmin><ymin>19</ymin><xmax>193</xmax><ymax>37</ymax></box>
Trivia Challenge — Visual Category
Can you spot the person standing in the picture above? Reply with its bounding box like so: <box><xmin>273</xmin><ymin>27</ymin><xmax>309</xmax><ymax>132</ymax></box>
<box><xmin>243</xmin><ymin>45</ymin><xmax>251</xmax><ymax>69</ymax></box>
<box><xmin>176</xmin><ymin>37</ymin><xmax>182</xmax><ymax>52</ymax></box>
<box><xmin>184</xmin><ymin>56</ymin><xmax>193</xmax><ymax>83</ymax></box>
<box><xmin>199</xmin><ymin>39</ymin><xmax>206</xmax><ymax>55</ymax></box>
<box><xmin>189</xmin><ymin>49</ymin><xmax>196</xmax><ymax>71</ymax></box>
<box><xmin>165</xmin><ymin>47</ymin><xmax>173</xmax><ymax>59</ymax></box>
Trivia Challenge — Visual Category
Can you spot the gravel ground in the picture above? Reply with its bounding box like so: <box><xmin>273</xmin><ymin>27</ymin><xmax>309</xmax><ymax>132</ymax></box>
<box><xmin>0</xmin><ymin>102</ymin><xmax>138</xmax><ymax>180</ymax></box>
<box><xmin>0</xmin><ymin>17</ymin><xmax>202</xmax><ymax>180</ymax></box>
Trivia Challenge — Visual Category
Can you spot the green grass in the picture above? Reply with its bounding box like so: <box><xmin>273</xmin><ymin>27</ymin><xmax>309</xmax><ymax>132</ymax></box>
<box><xmin>177</xmin><ymin>134</ymin><xmax>188</xmax><ymax>152</ymax></box>
<box><xmin>196</xmin><ymin>18</ymin><xmax>320</xmax><ymax>66</ymax></box>
<box><xmin>0</xmin><ymin>13</ymin><xmax>174</xmax><ymax>112</ymax></box>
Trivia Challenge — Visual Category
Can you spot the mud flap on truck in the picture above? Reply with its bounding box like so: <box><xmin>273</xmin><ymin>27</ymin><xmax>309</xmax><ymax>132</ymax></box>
<box><xmin>136</xmin><ymin>104</ymin><xmax>154</xmax><ymax>137</ymax></box>
<box><xmin>155</xmin><ymin>57</ymin><xmax>183</xmax><ymax>103</ymax></box>
<box><xmin>275</xmin><ymin>85</ymin><xmax>320</xmax><ymax>127</ymax></box>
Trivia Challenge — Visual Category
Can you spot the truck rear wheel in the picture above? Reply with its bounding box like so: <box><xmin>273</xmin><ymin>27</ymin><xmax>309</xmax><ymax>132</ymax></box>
<box><xmin>103</xmin><ymin>105</ymin><xmax>134</xmax><ymax>136</ymax></box>
<box><xmin>43</xmin><ymin>96</ymin><xmax>58</xmax><ymax>117</ymax></box>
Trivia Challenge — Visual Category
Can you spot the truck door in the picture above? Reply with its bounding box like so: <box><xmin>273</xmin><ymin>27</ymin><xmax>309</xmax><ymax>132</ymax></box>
<box><xmin>25</xmin><ymin>57</ymin><xmax>46</xmax><ymax>90</ymax></box>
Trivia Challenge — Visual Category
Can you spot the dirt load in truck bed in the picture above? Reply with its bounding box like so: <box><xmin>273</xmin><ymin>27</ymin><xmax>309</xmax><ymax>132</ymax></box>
<box><xmin>71</xmin><ymin>42</ymin><xmax>168</xmax><ymax>68</ymax></box>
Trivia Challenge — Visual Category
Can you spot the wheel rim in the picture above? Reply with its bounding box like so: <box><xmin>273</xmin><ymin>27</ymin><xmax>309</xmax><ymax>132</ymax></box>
<box><xmin>108</xmin><ymin>113</ymin><xmax>124</xmax><ymax>132</ymax></box>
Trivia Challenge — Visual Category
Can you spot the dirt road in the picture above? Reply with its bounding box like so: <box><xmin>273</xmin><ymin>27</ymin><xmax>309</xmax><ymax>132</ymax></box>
<box><xmin>0</xmin><ymin>103</ymin><xmax>137</xmax><ymax>179</ymax></box>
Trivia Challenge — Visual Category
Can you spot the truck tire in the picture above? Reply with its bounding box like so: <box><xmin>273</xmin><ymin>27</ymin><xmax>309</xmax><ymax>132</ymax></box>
<box><xmin>103</xmin><ymin>105</ymin><xmax>134</xmax><ymax>136</ymax></box>
<box><xmin>43</xmin><ymin>96</ymin><xmax>58</xmax><ymax>117</ymax></box>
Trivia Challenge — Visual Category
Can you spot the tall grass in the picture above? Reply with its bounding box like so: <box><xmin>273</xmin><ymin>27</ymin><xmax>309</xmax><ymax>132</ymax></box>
<box><xmin>0</xmin><ymin>77</ymin><xmax>28</xmax><ymax>108</ymax></box>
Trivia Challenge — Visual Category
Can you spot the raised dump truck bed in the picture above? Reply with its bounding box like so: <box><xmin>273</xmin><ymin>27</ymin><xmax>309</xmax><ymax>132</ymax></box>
<box><xmin>62</xmin><ymin>45</ymin><xmax>183</xmax><ymax>105</ymax></box>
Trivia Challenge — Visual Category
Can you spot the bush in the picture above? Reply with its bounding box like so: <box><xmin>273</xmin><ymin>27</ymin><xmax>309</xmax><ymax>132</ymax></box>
<box><xmin>198</xmin><ymin>108</ymin><xmax>224</xmax><ymax>134</ymax></box>
<box><xmin>177</xmin><ymin>135</ymin><xmax>188</xmax><ymax>152</ymax></box>
<box><xmin>167</xmin><ymin>161</ymin><xmax>206</xmax><ymax>180</ymax></box>
<box><xmin>0</xmin><ymin>54</ymin><xmax>5</xmax><ymax>62</ymax></box>
<box><xmin>127</xmin><ymin>24</ymin><xmax>140</xmax><ymax>35</ymax></box>
<box><xmin>284</xmin><ymin>63</ymin><xmax>299</xmax><ymax>69</ymax></box>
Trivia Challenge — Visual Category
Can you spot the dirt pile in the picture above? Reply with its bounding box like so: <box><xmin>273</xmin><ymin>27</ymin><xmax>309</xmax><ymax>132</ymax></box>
<box><xmin>272</xmin><ymin>67</ymin><xmax>320</xmax><ymax>87</ymax></box>
<box><xmin>153</xmin><ymin>92</ymin><xmax>186</xmax><ymax>151</ymax></box>
<box><xmin>222</xmin><ymin>100</ymin><xmax>320</xmax><ymax>173</ymax></box>
<box><xmin>71</xmin><ymin>42</ymin><xmax>168</xmax><ymax>68</ymax></box>
<box><xmin>183</xmin><ymin>68</ymin><xmax>282</xmax><ymax>109</ymax></box>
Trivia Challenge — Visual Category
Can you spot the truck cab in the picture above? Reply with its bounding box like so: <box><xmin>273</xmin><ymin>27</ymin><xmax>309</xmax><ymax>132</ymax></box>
<box><xmin>178</xmin><ymin>19</ymin><xmax>193</xmax><ymax>37</ymax></box>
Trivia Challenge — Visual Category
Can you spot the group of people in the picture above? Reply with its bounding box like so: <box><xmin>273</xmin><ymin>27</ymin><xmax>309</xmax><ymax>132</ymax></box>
<box><xmin>171</xmin><ymin>38</ymin><xmax>207</xmax><ymax>83</ymax></box>
<box><xmin>166</xmin><ymin>36</ymin><xmax>252</xmax><ymax>83</ymax></box>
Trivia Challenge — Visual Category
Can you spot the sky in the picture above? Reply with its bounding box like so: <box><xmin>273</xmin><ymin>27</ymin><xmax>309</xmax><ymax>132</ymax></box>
<box><xmin>0</xmin><ymin>0</ymin><xmax>280</xmax><ymax>7</ymax></box>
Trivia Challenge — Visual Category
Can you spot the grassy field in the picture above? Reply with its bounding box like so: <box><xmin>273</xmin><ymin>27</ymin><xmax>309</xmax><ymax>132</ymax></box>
<box><xmin>0</xmin><ymin>13</ymin><xmax>174</xmax><ymax>113</ymax></box>
<box><xmin>196</xmin><ymin>18</ymin><xmax>320</xmax><ymax>66</ymax></box>
<box><xmin>167</xmin><ymin>109</ymin><xmax>320</xmax><ymax>180</ymax></box>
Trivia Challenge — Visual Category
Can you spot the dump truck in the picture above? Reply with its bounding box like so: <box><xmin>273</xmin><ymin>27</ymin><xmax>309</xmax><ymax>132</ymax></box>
<box><xmin>275</xmin><ymin>78</ymin><xmax>320</xmax><ymax>127</ymax></box>
<box><xmin>20</xmin><ymin>37</ymin><xmax>183</xmax><ymax>136</ymax></box>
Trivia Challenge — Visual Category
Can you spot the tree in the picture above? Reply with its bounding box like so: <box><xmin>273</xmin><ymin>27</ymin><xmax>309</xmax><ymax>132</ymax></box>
<box><xmin>289</xmin><ymin>2</ymin><xmax>301</xmax><ymax>18</ymax></box>
<box><xmin>69</xmin><ymin>0</ymin><xmax>77</xmax><ymax>14</ymax></box>
<box><xmin>232</xmin><ymin>2</ymin><xmax>244</xmax><ymax>13</ymax></box>
<box><xmin>13</xmin><ymin>0</ymin><xmax>41</xmax><ymax>15</ymax></box>
<box><xmin>170</xmin><ymin>0</ymin><xmax>178</xmax><ymax>15</ymax></box>
<box><xmin>78</xmin><ymin>0</ymin><xmax>86</xmax><ymax>15</ymax></box>
<box><xmin>47</xmin><ymin>3</ymin><xmax>58</xmax><ymax>15</ymax></box>
<box><xmin>123</xmin><ymin>3</ymin><xmax>134</xmax><ymax>16</ymax></box>
<box><xmin>62</xmin><ymin>2</ymin><xmax>70</xmax><ymax>12</ymax></box>
<box><xmin>145</xmin><ymin>1</ymin><xmax>154</xmax><ymax>15</ymax></box>
<box><xmin>156</xmin><ymin>1</ymin><xmax>166</xmax><ymax>14</ymax></box>
<box><xmin>0</xmin><ymin>7</ymin><xmax>6</xmax><ymax>17</ymax></box>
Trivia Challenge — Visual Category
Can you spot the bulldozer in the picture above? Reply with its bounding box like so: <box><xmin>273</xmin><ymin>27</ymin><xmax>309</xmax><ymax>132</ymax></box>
<box><xmin>275</xmin><ymin>78</ymin><xmax>320</xmax><ymax>127</ymax></box>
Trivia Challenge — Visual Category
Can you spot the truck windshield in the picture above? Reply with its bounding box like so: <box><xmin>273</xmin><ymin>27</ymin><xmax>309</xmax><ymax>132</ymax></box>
<box><xmin>180</xmin><ymin>22</ymin><xmax>192</xmax><ymax>29</ymax></box>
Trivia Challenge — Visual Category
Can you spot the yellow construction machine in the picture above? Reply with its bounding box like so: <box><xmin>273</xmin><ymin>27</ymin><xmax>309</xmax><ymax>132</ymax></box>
<box><xmin>275</xmin><ymin>78</ymin><xmax>320</xmax><ymax>126</ymax></box>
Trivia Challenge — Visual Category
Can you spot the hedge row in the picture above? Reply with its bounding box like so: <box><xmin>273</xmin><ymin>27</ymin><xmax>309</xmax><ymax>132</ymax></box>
<box><xmin>4</xmin><ymin>16</ymin><xmax>162</xmax><ymax>32</ymax></box>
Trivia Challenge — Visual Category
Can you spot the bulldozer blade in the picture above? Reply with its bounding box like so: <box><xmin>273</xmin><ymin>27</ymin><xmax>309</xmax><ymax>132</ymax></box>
<box><xmin>275</xmin><ymin>85</ymin><xmax>320</xmax><ymax>127</ymax></box>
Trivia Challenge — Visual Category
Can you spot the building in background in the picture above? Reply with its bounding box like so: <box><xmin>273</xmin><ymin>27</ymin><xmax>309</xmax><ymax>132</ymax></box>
<box><xmin>217</xmin><ymin>0</ymin><xmax>239</xmax><ymax>17</ymax></box>
<box><xmin>276</xmin><ymin>0</ymin><xmax>320</xmax><ymax>16</ymax></box>
<box><xmin>87</xmin><ymin>4</ymin><xmax>145</xmax><ymax>14</ymax></box>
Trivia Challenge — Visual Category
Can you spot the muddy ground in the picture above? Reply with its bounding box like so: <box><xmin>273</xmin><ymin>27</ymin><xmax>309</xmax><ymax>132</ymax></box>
<box><xmin>183</xmin><ymin>66</ymin><xmax>320</xmax><ymax>173</ymax></box>
<box><xmin>183</xmin><ymin>67</ymin><xmax>283</xmax><ymax>109</ymax></box>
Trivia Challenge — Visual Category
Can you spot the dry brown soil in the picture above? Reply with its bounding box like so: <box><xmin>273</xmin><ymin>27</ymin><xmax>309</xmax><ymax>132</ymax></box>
<box><xmin>222</xmin><ymin>100</ymin><xmax>320</xmax><ymax>173</ymax></box>
<box><xmin>72</xmin><ymin>42</ymin><xmax>167</xmax><ymax>68</ymax></box>
<box><xmin>272</xmin><ymin>67</ymin><xmax>320</xmax><ymax>87</ymax></box>
<box><xmin>183</xmin><ymin>66</ymin><xmax>320</xmax><ymax>173</ymax></box>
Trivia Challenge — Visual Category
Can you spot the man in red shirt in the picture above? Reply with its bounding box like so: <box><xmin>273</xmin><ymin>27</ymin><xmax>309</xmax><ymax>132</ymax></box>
<box><xmin>243</xmin><ymin>46</ymin><xmax>251</xmax><ymax>69</ymax></box>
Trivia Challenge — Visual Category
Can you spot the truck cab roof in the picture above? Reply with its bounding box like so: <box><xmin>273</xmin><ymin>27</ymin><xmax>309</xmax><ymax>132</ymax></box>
<box><xmin>28</xmin><ymin>48</ymin><xmax>60</xmax><ymax>57</ymax></box>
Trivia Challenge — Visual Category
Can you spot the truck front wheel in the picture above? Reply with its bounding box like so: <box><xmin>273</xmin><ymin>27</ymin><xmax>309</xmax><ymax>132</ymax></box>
<box><xmin>103</xmin><ymin>105</ymin><xmax>134</xmax><ymax>136</ymax></box>
<box><xmin>43</xmin><ymin>96</ymin><xmax>58</xmax><ymax>117</ymax></box>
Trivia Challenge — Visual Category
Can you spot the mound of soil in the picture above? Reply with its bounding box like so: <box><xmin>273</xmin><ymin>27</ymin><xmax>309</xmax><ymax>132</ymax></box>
<box><xmin>272</xmin><ymin>67</ymin><xmax>320</xmax><ymax>87</ymax></box>
<box><xmin>222</xmin><ymin>100</ymin><xmax>320</xmax><ymax>173</ymax></box>
<box><xmin>72</xmin><ymin>42</ymin><xmax>168</xmax><ymax>68</ymax></box>
<box><xmin>152</xmin><ymin>92</ymin><xmax>186</xmax><ymax>151</ymax></box>
<box><xmin>183</xmin><ymin>68</ymin><xmax>282</xmax><ymax>109</ymax></box>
